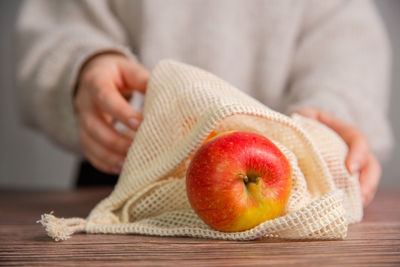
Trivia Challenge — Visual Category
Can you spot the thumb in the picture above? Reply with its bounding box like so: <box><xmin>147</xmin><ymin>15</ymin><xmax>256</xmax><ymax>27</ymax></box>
<box><xmin>120</xmin><ymin>60</ymin><xmax>150</xmax><ymax>94</ymax></box>
<box><xmin>95</xmin><ymin>79</ymin><xmax>143</xmax><ymax>131</ymax></box>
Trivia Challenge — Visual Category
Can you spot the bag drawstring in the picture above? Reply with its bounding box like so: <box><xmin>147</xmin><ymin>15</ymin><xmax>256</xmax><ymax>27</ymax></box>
<box><xmin>37</xmin><ymin>211</ymin><xmax>87</xmax><ymax>241</ymax></box>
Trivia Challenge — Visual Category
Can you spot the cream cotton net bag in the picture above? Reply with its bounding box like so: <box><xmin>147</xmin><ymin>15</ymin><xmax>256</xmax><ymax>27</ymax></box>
<box><xmin>38</xmin><ymin>60</ymin><xmax>363</xmax><ymax>241</ymax></box>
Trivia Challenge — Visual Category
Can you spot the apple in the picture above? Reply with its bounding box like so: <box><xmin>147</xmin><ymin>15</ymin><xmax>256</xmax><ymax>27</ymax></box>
<box><xmin>186</xmin><ymin>131</ymin><xmax>291</xmax><ymax>232</ymax></box>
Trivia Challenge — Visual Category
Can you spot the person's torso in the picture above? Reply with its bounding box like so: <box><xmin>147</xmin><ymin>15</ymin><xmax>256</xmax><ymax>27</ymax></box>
<box><xmin>111</xmin><ymin>0</ymin><xmax>304</xmax><ymax>111</ymax></box>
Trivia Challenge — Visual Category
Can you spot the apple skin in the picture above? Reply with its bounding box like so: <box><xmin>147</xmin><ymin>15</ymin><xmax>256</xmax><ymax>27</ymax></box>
<box><xmin>186</xmin><ymin>131</ymin><xmax>291</xmax><ymax>232</ymax></box>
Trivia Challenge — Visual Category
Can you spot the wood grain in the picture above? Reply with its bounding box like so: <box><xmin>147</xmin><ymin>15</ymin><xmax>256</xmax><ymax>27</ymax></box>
<box><xmin>0</xmin><ymin>187</ymin><xmax>399</xmax><ymax>266</ymax></box>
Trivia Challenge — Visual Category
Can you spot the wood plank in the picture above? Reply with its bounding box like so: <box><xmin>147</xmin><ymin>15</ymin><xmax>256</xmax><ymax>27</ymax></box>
<box><xmin>0</xmin><ymin>187</ymin><xmax>399</xmax><ymax>266</ymax></box>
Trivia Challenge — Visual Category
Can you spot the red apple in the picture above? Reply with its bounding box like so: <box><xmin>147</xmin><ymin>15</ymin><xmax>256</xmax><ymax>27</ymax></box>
<box><xmin>186</xmin><ymin>131</ymin><xmax>291</xmax><ymax>232</ymax></box>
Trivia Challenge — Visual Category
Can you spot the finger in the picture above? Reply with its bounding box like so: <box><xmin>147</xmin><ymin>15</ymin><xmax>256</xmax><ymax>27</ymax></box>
<box><xmin>297</xmin><ymin>108</ymin><xmax>353</xmax><ymax>138</ymax></box>
<box><xmin>345</xmin><ymin>133</ymin><xmax>370</xmax><ymax>174</ymax></box>
<box><xmin>294</xmin><ymin>107</ymin><xmax>319</xmax><ymax>120</ymax></box>
<box><xmin>120</xmin><ymin>61</ymin><xmax>150</xmax><ymax>94</ymax></box>
<box><xmin>79</xmin><ymin>129</ymin><xmax>125</xmax><ymax>174</ymax></box>
<box><xmin>304</xmin><ymin>109</ymin><xmax>370</xmax><ymax>173</ymax></box>
<box><xmin>322</xmin><ymin>115</ymin><xmax>370</xmax><ymax>173</ymax></box>
<box><xmin>79</xmin><ymin>109</ymin><xmax>132</xmax><ymax>155</ymax></box>
<box><xmin>359</xmin><ymin>154</ymin><xmax>381</xmax><ymax>207</ymax></box>
<box><xmin>314</xmin><ymin>110</ymin><xmax>355</xmax><ymax>139</ymax></box>
<box><xmin>93</xmin><ymin>80</ymin><xmax>143</xmax><ymax>131</ymax></box>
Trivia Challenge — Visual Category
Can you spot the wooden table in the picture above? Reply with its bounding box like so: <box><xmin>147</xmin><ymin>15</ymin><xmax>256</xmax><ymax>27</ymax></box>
<box><xmin>0</xmin><ymin>187</ymin><xmax>399</xmax><ymax>266</ymax></box>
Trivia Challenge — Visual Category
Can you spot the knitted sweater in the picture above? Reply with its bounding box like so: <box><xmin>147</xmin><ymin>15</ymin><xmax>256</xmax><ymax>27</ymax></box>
<box><xmin>15</xmin><ymin>0</ymin><xmax>393</xmax><ymax>160</ymax></box>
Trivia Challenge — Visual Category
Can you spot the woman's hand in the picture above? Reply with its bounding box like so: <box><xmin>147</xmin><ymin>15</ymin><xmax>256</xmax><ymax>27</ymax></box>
<box><xmin>74</xmin><ymin>52</ymin><xmax>149</xmax><ymax>174</ymax></box>
<box><xmin>295</xmin><ymin>107</ymin><xmax>381</xmax><ymax>207</ymax></box>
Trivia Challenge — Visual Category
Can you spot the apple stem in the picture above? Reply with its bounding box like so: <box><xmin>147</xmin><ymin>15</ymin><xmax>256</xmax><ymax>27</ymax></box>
<box><xmin>238</xmin><ymin>174</ymin><xmax>249</xmax><ymax>183</ymax></box>
<box><xmin>238</xmin><ymin>173</ymin><xmax>262</xmax><ymax>185</ymax></box>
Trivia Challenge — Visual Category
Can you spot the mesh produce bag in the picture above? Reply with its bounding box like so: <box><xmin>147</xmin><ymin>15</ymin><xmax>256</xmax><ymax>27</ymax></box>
<box><xmin>39</xmin><ymin>60</ymin><xmax>362</xmax><ymax>241</ymax></box>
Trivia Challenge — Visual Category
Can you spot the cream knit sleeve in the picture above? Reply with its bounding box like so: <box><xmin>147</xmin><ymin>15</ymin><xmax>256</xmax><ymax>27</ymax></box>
<box><xmin>285</xmin><ymin>0</ymin><xmax>393</xmax><ymax>161</ymax></box>
<box><xmin>15</xmin><ymin>0</ymin><xmax>135</xmax><ymax>154</ymax></box>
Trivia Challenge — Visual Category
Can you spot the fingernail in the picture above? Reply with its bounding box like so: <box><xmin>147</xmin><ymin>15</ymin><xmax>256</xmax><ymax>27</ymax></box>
<box><xmin>129</xmin><ymin>118</ymin><xmax>140</xmax><ymax>130</ymax></box>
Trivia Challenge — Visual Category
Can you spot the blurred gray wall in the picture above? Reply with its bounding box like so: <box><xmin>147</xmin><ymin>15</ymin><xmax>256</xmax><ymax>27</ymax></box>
<box><xmin>0</xmin><ymin>0</ymin><xmax>76</xmax><ymax>189</ymax></box>
<box><xmin>0</xmin><ymin>1</ymin><xmax>399</xmax><ymax>189</ymax></box>
<box><xmin>375</xmin><ymin>0</ymin><xmax>400</xmax><ymax>187</ymax></box>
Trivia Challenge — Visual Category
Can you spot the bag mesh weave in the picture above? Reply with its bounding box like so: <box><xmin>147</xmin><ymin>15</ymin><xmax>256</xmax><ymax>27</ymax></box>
<box><xmin>39</xmin><ymin>60</ymin><xmax>362</xmax><ymax>241</ymax></box>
